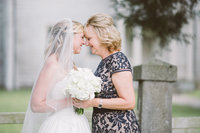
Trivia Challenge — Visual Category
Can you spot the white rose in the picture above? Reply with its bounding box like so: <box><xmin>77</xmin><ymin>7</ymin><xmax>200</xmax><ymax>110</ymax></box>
<box><xmin>64</xmin><ymin>67</ymin><xmax>102</xmax><ymax>100</ymax></box>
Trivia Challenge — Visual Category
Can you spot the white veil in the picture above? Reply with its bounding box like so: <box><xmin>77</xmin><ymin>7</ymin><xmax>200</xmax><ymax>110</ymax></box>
<box><xmin>22</xmin><ymin>18</ymin><xmax>74</xmax><ymax>133</ymax></box>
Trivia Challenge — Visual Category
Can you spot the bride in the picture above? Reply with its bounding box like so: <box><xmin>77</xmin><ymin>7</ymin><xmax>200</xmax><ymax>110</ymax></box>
<box><xmin>22</xmin><ymin>19</ymin><xmax>91</xmax><ymax>133</ymax></box>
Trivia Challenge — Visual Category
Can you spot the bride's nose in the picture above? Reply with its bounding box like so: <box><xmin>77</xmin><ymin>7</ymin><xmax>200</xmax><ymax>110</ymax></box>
<box><xmin>83</xmin><ymin>40</ymin><xmax>88</xmax><ymax>46</ymax></box>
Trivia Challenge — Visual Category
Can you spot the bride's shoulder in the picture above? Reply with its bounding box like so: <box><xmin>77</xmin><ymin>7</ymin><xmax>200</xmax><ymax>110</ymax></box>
<box><xmin>43</xmin><ymin>55</ymin><xmax>59</xmax><ymax>72</ymax></box>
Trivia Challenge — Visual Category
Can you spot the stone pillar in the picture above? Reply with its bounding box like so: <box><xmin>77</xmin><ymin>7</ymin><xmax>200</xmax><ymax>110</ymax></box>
<box><xmin>133</xmin><ymin>59</ymin><xmax>177</xmax><ymax>133</ymax></box>
<box><xmin>3</xmin><ymin>0</ymin><xmax>17</xmax><ymax>90</ymax></box>
<box><xmin>193</xmin><ymin>5</ymin><xmax>200</xmax><ymax>89</ymax></box>
<box><xmin>0</xmin><ymin>0</ymin><xmax>5</xmax><ymax>86</ymax></box>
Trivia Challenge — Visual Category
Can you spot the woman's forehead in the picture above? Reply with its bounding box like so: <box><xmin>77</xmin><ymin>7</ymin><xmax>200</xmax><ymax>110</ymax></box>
<box><xmin>84</xmin><ymin>26</ymin><xmax>95</xmax><ymax>36</ymax></box>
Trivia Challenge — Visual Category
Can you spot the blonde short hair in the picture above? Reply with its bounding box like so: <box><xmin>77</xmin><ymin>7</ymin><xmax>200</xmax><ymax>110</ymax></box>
<box><xmin>85</xmin><ymin>13</ymin><xmax>121</xmax><ymax>52</ymax></box>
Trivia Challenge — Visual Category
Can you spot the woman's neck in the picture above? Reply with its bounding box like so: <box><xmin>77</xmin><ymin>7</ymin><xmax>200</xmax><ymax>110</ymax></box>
<box><xmin>101</xmin><ymin>50</ymin><xmax>118</xmax><ymax>59</ymax></box>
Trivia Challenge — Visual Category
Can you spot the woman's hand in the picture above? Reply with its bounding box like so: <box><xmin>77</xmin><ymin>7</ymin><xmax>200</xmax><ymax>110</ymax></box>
<box><xmin>72</xmin><ymin>98</ymin><xmax>93</xmax><ymax>109</ymax></box>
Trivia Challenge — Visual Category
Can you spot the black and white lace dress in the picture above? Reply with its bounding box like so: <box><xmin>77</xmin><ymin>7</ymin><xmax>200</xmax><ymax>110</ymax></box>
<box><xmin>92</xmin><ymin>52</ymin><xmax>140</xmax><ymax>133</ymax></box>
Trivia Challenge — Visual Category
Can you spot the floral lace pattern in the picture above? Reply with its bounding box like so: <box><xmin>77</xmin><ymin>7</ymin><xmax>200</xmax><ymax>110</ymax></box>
<box><xmin>92</xmin><ymin>52</ymin><xmax>140</xmax><ymax>133</ymax></box>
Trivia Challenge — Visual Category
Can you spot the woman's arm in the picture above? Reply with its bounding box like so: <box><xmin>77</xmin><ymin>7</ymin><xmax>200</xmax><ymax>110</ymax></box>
<box><xmin>73</xmin><ymin>71</ymin><xmax>136</xmax><ymax>110</ymax></box>
<box><xmin>100</xmin><ymin>71</ymin><xmax>135</xmax><ymax>110</ymax></box>
<box><xmin>31</xmin><ymin>61</ymin><xmax>67</xmax><ymax>113</ymax></box>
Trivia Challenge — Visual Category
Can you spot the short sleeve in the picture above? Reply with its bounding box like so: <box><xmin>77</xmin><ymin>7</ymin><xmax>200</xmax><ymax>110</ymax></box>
<box><xmin>111</xmin><ymin>52</ymin><xmax>132</xmax><ymax>75</ymax></box>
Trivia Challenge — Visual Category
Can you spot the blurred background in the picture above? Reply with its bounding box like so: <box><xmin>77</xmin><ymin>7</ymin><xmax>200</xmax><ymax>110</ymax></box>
<box><xmin>0</xmin><ymin>0</ymin><xmax>200</xmax><ymax>132</ymax></box>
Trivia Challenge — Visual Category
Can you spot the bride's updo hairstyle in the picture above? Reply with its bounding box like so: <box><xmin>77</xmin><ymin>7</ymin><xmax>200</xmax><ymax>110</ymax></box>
<box><xmin>45</xmin><ymin>19</ymin><xmax>83</xmax><ymax>58</ymax></box>
<box><xmin>73</xmin><ymin>21</ymin><xmax>84</xmax><ymax>34</ymax></box>
<box><xmin>85</xmin><ymin>13</ymin><xmax>121</xmax><ymax>53</ymax></box>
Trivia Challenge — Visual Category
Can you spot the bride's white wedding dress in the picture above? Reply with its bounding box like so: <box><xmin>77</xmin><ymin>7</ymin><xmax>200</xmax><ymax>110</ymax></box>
<box><xmin>38</xmin><ymin>107</ymin><xmax>91</xmax><ymax>133</ymax></box>
<box><xmin>38</xmin><ymin>78</ymin><xmax>91</xmax><ymax>133</ymax></box>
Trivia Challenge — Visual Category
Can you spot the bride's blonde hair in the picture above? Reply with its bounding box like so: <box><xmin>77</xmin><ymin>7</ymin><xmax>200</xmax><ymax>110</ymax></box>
<box><xmin>44</xmin><ymin>20</ymin><xmax>83</xmax><ymax>57</ymax></box>
<box><xmin>73</xmin><ymin>21</ymin><xmax>84</xmax><ymax>34</ymax></box>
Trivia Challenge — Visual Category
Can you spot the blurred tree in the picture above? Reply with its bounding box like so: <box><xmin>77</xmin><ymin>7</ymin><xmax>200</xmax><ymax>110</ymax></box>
<box><xmin>112</xmin><ymin>0</ymin><xmax>199</xmax><ymax>47</ymax></box>
<box><xmin>112</xmin><ymin>0</ymin><xmax>200</xmax><ymax>89</ymax></box>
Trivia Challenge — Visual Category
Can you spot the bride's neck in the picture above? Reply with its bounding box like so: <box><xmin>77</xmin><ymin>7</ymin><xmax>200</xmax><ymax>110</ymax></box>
<box><xmin>49</xmin><ymin>54</ymin><xmax>58</xmax><ymax>60</ymax></box>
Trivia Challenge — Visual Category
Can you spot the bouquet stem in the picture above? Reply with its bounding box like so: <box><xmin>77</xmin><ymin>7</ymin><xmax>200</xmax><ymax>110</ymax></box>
<box><xmin>74</xmin><ymin>107</ymin><xmax>84</xmax><ymax>115</ymax></box>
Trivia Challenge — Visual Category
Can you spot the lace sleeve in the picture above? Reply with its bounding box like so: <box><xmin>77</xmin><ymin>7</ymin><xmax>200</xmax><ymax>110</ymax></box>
<box><xmin>111</xmin><ymin>52</ymin><xmax>132</xmax><ymax>75</ymax></box>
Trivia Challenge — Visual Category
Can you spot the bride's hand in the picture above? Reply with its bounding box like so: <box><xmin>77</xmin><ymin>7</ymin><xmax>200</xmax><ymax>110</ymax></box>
<box><xmin>72</xmin><ymin>98</ymin><xmax>92</xmax><ymax>109</ymax></box>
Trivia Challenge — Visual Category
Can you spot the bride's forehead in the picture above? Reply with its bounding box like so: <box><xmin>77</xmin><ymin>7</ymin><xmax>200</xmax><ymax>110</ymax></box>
<box><xmin>75</xmin><ymin>32</ymin><xmax>84</xmax><ymax>36</ymax></box>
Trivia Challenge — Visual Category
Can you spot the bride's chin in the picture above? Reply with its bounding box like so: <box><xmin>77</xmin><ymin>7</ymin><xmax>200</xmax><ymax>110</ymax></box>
<box><xmin>92</xmin><ymin>50</ymin><xmax>98</xmax><ymax>55</ymax></box>
<box><xmin>73</xmin><ymin>51</ymin><xmax>80</xmax><ymax>54</ymax></box>
<box><xmin>74</xmin><ymin>49</ymin><xmax>82</xmax><ymax>54</ymax></box>
<box><xmin>90</xmin><ymin>49</ymin><xmax>96</xmax><ymax>54</ymax></box>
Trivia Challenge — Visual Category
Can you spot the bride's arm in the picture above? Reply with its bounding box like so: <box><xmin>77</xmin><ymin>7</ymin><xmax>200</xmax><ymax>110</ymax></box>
<box><xmin>31</xmin><ymin>61</ymin><xmax>67</xmax><ymax>113</ymax></box>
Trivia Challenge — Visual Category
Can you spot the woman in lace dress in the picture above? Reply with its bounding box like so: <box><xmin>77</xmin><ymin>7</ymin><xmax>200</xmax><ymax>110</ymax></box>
<box><xmin>73</xmin><ymin>13</ymin><xmax>140</xmax><ymax>133</ymax></box>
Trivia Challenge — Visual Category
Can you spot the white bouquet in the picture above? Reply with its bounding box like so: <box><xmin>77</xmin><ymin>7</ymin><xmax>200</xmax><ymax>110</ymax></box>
<box><xmin>64</xmin><ymin>67</ymin><xmax>102</xmax><ymax>114</ymax></box>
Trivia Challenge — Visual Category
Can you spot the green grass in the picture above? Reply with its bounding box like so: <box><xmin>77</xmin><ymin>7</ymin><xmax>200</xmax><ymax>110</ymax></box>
<box><xmin>0</xmin><ymin>89</ymin><xmax>31</xmax><ymax>112</ymax></box>
<box><xmin>172</xmin><ymin>89</ymin><xmax>200</xmax><ymax>117</ymax></box>
<box><xmin>0</xmin><ymin>89</ymin><xmax>200</xmax><ymax>133</ymax></box>
<box><xmin>172</xmin><ymin>104</ymin><xmax>200</xmax><ymax>117</ymax></box>
<box><xmin>183</xmin><ymin>89</ymin><xmax>200</xmax><ymax>98</ymax></box>
<box><xmin>0</xmin><ymin>125</ymin><xmax>23</xmax><ymax>133</ymax></box>
<box><xmin>0</xmin><ymin>89</ymin><xmax>31</xmax><ymax>133</ymax></box>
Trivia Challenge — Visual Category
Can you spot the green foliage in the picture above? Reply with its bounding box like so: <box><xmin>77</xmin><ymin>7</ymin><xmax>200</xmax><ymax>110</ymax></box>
<box><xmin>112</xmin><ymin>0</ymin><xmax>199</xmax><ymax>46</ymax></box>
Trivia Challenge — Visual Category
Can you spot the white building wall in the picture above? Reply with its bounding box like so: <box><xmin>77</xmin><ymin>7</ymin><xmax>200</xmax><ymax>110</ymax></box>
<box><xmin>15</xmin><ymin>0</ymin><xmax>114</xmax><ymax>89</ymax></box>
<box><xmin>1</xmin><ymin>0</ymin><xmax>200</xmax><ymax>90</ymax></box>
